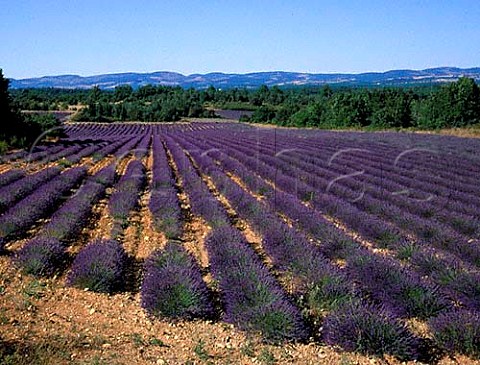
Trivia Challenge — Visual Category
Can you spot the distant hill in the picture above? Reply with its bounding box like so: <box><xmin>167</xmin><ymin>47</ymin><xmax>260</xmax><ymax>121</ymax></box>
<box><xmin>10</xmin><ymin>67</ymin><xmax>480</xmax><ymax>89</ymax></box>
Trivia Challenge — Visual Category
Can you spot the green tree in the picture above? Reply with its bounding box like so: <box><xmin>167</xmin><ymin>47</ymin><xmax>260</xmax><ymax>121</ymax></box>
<box><xmin>321</xmin><ymin>92</ymin><xmax>370</xmax><ymax>128</ymax></box>
<box><xmin>114</xmin><ymin>85</ymin><xmax>133</xmax><ymax>102</ymax></box>
<box><xmin>289</xmin><ymin>102</ymin><xmax>325</xmax><ymax>127</ymax></box>
<box><xmin>413</xmin><ymin>78</ymin><xmax>480</xmax><ymax>129</ymax></box>
<box><xmin>368</xmin><ymin>89</ymin><xmax>413</xmax><ymax>128</ymax></box>
<box><xmin>88</xmin><ymin>85</ymin><xmax>102</xmax><ymax>122</ymax></box>
<box><xmin>0</xmin><ymin>69</ymin><xmax>29</xmax><ymax>147</ymax></box>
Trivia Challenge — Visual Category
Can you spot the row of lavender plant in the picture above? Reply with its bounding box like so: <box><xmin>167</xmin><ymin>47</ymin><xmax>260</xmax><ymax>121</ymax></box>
<box><xmin>30</xmin><ymin>143</ymin><xmax>86</xmax><ymax>165</ymax></box>
<box><xmin>267</xmin><ymin>128</ymin><xmax>480</xmax><ymax>189</ymax></box>
<box><xmin>0</xmin><ymin>166</ymin><xmax>87</xmax><ymax>245</ymax></box>
<box><xmin>148</xmin><ymin>136</ymin><xmax>182</xmax><ymax>238</ymax></box>
<box><xmin>39</xmin><ymin>164</ymin><xmax>116</xmax><ymax>241</ymax></box>
<box><xmin>91</xmin><ymin>136</ymin><xmax>133</xmax><ymax>160</ymax></box>
<box><xmin>237</xmin><ymin>132</ymin><xmax>480</xmax><ymax>234</ymax></box>
<box><xmin>59</xmin><ymin>142</ymin><xmax>107</xmax><ymax>165</ymax></box>
<box><xmin>16</xmin><ymin>141</ymin><xmax>108</xmax><ymax>167</ymax></box>
<box><xmin>0</xmin><ymin>168</ymin><xmax>25</xmax><ymax>188</ymax></box>
<box><xmin>199</xmin><ymin>134</ymin><xmax>480</xmax><ymax>268</ymax></box>
<box><xmin>113</xmin><ymin>135</ymin><xmax>145</xmax><ymax>158</ymax></box>
<box><xmin>108</xmin><ymin>159</ymin><xmax>146</xmax><ymax>237</ymax></box>
<box><xmin>176</xmin><ymin>135</ymin><xmax>449</xmax><ymax>320</ymax></box>
<box><xmin>0</xmin><ymin>166</ymin><xmax>62</xmax><ymax>213</ymax></box>
<box><xmin>141</xmin><ymin>242</ymin><xmax>213</xmax><ymax>319</ymax></box>
<box><xmin>14</xmin><ymin>164</ymin><xmax>117</xmax><ymax>277</ymax></box>
<box><xmin>246</xmin><ymin>130</ymin><xmax>480</xmax><ymax>209</ymax></box>
<box><xmin>182</xmin><ymin>134</ymin><xmax>480</xmax><ymax>312</ymax></box>
<box><xmin>133</xmin><ymin>134</ymin><xmax>151</xmax><ymax>159</ymax></box>
<box><xmin>164</xmin><ymin>137</ymin><xmax>307</xmax><ymax>342</ymax></box>
<box><xmin>1</xmin><ymin>144</ymin><xmax>62</xmax><ymax>163</ymax></box>
<box><xmin>176</xmin><ymin>132</ymin><xmax>480</xmax><ymax>359</ymax></box>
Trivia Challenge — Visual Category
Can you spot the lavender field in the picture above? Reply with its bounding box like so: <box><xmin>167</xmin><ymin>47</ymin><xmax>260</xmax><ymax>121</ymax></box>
<box><xmin>1</xmin><ymin>121</ymin><xmax>480</xmax><ymax>363</ymax></box>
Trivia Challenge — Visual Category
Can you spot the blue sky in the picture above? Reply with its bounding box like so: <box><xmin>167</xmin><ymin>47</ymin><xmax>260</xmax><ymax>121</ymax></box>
<box><xmin>1</xmin><ymin>0</ymin><xmax>480</xmax><ymax>78</ymax></box>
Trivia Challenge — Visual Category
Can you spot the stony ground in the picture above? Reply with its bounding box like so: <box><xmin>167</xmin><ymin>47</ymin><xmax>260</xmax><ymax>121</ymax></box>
<box><xmin>2</xmin><ymin>255</ymin><xmax>480</xmax><ymax>365</ymax></box>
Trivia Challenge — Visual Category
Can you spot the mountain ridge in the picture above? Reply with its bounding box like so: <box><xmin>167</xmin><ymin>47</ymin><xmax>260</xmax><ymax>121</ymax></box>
<box><xmin>10</xmin><ymin>67</ymin><xmax>480</xmax><ymax>89</ymax></box>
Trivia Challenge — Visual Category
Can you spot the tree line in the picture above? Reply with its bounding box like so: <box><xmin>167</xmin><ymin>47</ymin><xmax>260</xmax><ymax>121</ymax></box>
<box><xmin>240</xmin><ymin>79</ymin><xmax>480</xmax><ymax>129</ymax></box>
<box><xmin>0</xmin><ymin>70</ymin><xmax>62</xmax><ymax>153</ymax></box>
<box><xmin>74</xmin><ymin>85</ymin><xmax>215</xmax><ymax>122</ymax></box>
<box><xmin>11</xmin><ymin>78</ymin><xmax>480</xmax><ymax>129</ymax></box>
<box><xmin>2</xmin><ymin>67</ymin><xmax>480</xmax><ymax>153</ymax></box>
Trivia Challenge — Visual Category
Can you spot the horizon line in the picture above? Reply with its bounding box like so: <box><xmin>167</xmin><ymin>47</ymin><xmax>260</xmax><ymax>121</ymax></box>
<box><xmin>10</xmin><ymin>65</ymin><xmax>480</xmax><ymax>80</ymax></box>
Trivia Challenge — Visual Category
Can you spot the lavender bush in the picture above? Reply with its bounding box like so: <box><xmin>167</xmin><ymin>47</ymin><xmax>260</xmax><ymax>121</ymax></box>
<box><xmin>0</xmin><ymin>166</ymin><xmax>87</xmax><ymax>239</ymax></box>
<box><xmin>323</xmin><ymin>301</ymin><xmax>419</xmax><ymax>360</ymax></box>
<box><xmin>0</xmin><ymin>169</ymin><xmax>25</xmax><ymax>188</ymax></box>
<box><xmin>0</xmin><ymin>166</ymin><xmax>61</xmax><ymax>213</ymax></box>
<box><xmin>141</xmin><ymin>242</ymin><xmax>212</xmax><ymax>319</ymax></box>
<box><xmin>66</xmin><ymin>239</ymin><xmax>127</xmax><ymax>293</ymax></box>
<box><xmin>206</xmin><ymin>226</ymin><xmax>307</xmax><ymax>342</ymax></box>
<box><xmin>14</xmin><ymin>237</ymin><xmax>66</xmax><ymax>277</ymax></box>
<box><xmin>108</xmin><ymin>159</ymin><xmax>146</xmax><ymax>235</ymax></box>
<box><xmin>429</xmin><ymin>310</ymin><xmax>480</xmax><ymax>358</ymax></box>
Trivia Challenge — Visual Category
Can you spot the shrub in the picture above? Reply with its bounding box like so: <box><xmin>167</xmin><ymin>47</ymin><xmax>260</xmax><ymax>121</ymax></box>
<box><xmin>306</xmin><ymin>275</ymin><xmax>354</xmax><ymax>313</ymax></box>
<box><xmin>0</xmin><ymin>166</ymin><xmax>87</xmax><ymax>239</ymax></box>
<box><xmin>429</xmin><ymin>310</ymin><xmax>480</xmax><ymax>358</ymax></box>
<box><xmin>0</xmin><ymin>169</ymin><xmax>25</xmax><ymax>189</ymax></box>
<box><xmin>149</xmin><ymin>191</ymin><xmax>183</xmax><ymax>239</ymax></box>
<box><xmin>14</xmin><ymin>238</ymin><xmax>66</xmax><ymax>277</ymax></box>
<box><xmin>323</xmin><ymin>301</ymin><xmax>419</xmax><ymax>361</ymax></box>
<box><xmin>206</xmin><ymin>226</ymin><xmax>307</xmax><ymax>343</ymax></box>
<box><xmin>66</xmin><ymin>239</ymin><xmax>127</xmax><ymax>293</ymax></box>
<box><xmin>348</xmin><ymin>252</ymin><xmax>448</xmax><ymax>319</ymax></box>
<box><xmin>141</xmin><ymin>242</ymin><xmax>212</xmax><ymax>319</ymax></box>
<box><xmin>108</xmin><ymin>160</ymin><xmax>146</xmax><ymax>233</ymax></box>
<box><xmin>0</xmin><ymin>166</ymin><xmax>61</xmax><ymax>212</ymax></box>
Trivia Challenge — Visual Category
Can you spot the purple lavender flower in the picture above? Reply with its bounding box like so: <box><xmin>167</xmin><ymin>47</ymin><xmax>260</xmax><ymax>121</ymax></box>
<box><xmin>206</xmin><ymin>226</ymin><xmax>307</xmax><ymax>342</ymax></box>
<box><xmin>141</xmin><ymin>242</ymin><xmax>212</xmax><ymax>319</ymax></box>
<box><xmin>0</xmin><ymin>166</ymin><xmax>87</xmax><ymax>239</ymax></box>
<box><xmin>14</xmin><ymin>237</ymin><xmax>66</xmax><ymax>277</ymax></box>
<box><xmin>429</xmin><ymin>310</ymin><xmax>480</xmax><ymax>358</ymax></box>
<box><xmin>323</xmin><ymin>301</ymin><xmax>419</xmax><ymax>361</ymax></box>
<box><xmin>0</xmin><ymin>166</ymin><xmax>61</xmax><ymax>213</ymax></box>
<box><xmin>0</xmin><ymin>169</ymin><xmax>25</xmax><ymax>189</ymax></box>
<box><xmin>66</xmin><ymin>239</ymin><xmax>127</xmax><ymax>293</ymax></box>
